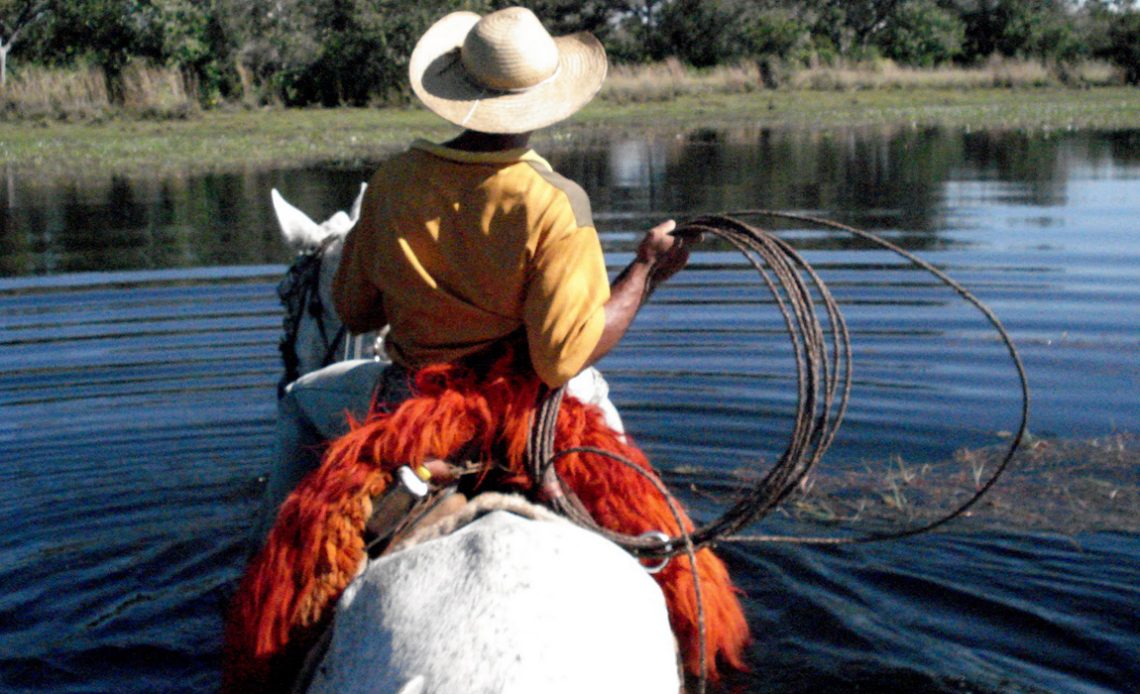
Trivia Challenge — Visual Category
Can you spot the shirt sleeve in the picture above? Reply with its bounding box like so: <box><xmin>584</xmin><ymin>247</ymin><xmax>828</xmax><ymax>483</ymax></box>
<box><xmin>523</xmin><ymin>221</ymin><xmax>610</xmax><ymax>388</ymax></box>
<box><xmin>332</xmin><ymin>185</ymin><xmax>388</xmax><ymax>334</ymax></box>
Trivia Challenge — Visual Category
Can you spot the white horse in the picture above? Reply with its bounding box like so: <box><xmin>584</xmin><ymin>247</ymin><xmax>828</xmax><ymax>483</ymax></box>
<box><xmin>269</xmin><ymin>192</ymin><xmax>675</xmax><ymax>693</ymax></box>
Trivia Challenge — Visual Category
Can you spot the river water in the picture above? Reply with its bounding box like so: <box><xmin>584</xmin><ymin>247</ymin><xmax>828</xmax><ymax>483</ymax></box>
<box><xmin>1</xmin><ymin>126</ymin><xmax>1137</xmax><ymax>692</ymax></box>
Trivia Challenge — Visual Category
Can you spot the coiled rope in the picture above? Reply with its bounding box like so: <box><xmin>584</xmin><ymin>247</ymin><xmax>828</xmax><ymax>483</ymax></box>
<box><xmin>530</xmin><ymin>211</ymin><xmax>1029</xmax><ymax>548</ymax></box>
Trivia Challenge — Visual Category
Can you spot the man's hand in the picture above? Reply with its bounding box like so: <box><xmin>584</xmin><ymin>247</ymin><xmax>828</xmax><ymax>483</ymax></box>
<box><xmin>585</xmin><ymin>219</ymin><xmax>697</xmax><ymax>368</ymax></box>
<box><xmin>636</xmin><ymin>219</ymin><xmax>689</xmax><ymax>288</ymax></box>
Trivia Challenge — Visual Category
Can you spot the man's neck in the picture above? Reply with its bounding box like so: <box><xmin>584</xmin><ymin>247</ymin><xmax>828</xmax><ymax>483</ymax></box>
<box><xmin>444</xmin><ymin>130</ymin><xmax>532</xmax><ymax>152</ymax></box>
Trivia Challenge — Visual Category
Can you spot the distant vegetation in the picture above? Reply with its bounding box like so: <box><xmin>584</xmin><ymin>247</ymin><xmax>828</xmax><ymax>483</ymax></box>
<box><xmin>4</xmin><ymin>88</ymin><xmax>1138</xmax><ymax>179</ymax></box>
<box><xmin>0</xmin><ymin>0</ymin><xmax>1138</xmax><ymax>120</ymax></box>
<box><xmin>600</xmin><ymin>56</ymin><xmax>1122</xmax><ymax>103</ymax></box>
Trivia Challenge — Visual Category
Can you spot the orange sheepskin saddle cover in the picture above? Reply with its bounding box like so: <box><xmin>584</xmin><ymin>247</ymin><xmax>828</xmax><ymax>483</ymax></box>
<box><xmin>223</xmin><ymin>357</ymin><xmax>749</xmax><ymax>691</ymax></box>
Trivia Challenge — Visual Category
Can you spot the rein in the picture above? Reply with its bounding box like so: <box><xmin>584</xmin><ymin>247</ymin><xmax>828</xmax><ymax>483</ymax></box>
<box><xmin>277</xmin><ymin>235</ymin><xmax>347</xmax><ymax>397</ymax></box>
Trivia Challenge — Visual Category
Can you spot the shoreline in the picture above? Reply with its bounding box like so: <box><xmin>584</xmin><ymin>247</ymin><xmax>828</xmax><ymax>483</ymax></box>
<box><xmin>2</xmin><ymin>87</ymin><xmax>1138</xmax><ymax>179</ymax></box>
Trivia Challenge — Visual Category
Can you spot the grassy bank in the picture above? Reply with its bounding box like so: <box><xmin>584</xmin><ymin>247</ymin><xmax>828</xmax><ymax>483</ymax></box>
<box><xmin>2</xmin><ymin>87</ymin><xmax>1138</xmax><ymax>179</ymax></box>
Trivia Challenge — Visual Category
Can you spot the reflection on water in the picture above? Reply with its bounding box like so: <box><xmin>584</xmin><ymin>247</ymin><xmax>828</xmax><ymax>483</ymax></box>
<box><xmin>1</xmin><ymin>126</ymin><xmax>1138</xmax><ymax>693</ymax></box>
<box><xmin>4</xmin><ymin>128</ymin><xmax>1139</xmax><ymax>276</ymax></box>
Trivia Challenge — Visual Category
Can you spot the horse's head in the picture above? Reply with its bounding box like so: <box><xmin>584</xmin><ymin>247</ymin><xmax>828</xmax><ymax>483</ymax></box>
<box><xmin>272</xmin><ymin>185</ymin><xmax>366</xmax><ymax>250</ymax></box>
<box><xmin>273</xmin><ymin>185</ymin><xmax>385</xmax><ymax>392</ymax></box>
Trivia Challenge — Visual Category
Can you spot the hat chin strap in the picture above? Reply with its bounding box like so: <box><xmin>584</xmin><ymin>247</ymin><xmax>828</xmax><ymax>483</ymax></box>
<box><xmin>459</xmin><ymin>94</ymin><xmax>484</xmax><ymax>127</ymax></box>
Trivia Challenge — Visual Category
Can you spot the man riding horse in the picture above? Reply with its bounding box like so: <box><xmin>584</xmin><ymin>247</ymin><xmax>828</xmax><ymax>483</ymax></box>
<box><xmin>228</xmin><ymin>7</ymin><xmax>749</xmax><ymax>690</ymax></box>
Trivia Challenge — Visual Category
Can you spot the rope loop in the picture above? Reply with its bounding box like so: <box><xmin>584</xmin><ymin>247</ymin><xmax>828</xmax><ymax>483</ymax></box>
<box><xmin>527</xmin><ymin>211</ymin><xmax>1029</xmax><ymax>550</ymax></box>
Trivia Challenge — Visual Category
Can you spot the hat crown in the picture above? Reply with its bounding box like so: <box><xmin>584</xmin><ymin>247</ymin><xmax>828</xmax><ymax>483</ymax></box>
<box><xmin>461</xmin><ymin>7</ymin><xmax>559</xmax><ymax>91</ymax></box>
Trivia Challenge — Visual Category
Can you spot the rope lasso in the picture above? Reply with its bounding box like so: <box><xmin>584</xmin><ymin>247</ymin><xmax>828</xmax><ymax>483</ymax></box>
<box><xmin>524</xmin><ymin>211</ymin><xmax>1030</xmax><ymax>689</ymax></box>
<box><xmin>527</xmin><ymin>212</ymin><xmax>857</xmax><ymax>552</ymax></box>
<box><xmin>714</xmin><ymin>210</ymin><xmax>1031</xmax><ymax>545</ymax></box>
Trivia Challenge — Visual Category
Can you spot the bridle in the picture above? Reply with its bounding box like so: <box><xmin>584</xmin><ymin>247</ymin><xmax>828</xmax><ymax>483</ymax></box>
<box><xmin>276</xmin><ymin>235</ymin><xmax>347</xmax><ymax>397</ymax></box>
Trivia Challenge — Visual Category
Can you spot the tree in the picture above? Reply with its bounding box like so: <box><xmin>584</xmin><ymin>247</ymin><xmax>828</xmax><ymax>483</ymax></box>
<box><xmin>14</xmin><ymin>0</ymin><xmax>152</xmax><ymax>99</ymax></box>
<box><xmin>803</xmin><ymin>0</ymin><xmax>902</xmax><ymax>57</ymax></box>
<box><xmin>951</xmin><ymin>0</ymin><xmax>1081</xmax><ymax>64</ymax></box>
<box><xmin>1104</xmin><ymin>6</ymin><xmax>1140</xmax><ymax>83</ymax></box>
<box><xmin>651</xmin><ymin>0</ymin><xmax>741</xmax><ymax>66</ymax></box>
<box><xmin>140</xmin><ymin>0</ymin><xmax>235</xmax><ymax>101</ymax></box>
<box><xmin>0</xmin><ymin>0</ymin><xmax>49</xmax><ymax>86</ymax></box>
<box><xmin>875</xmin><ymin>0</ymin><xmax>964</xmax><ymax>66</ymax></box>
<box><xmin>738</xmin><ymin>7</ymin><xmax>812</xmax><ymax>78</ymax></box>
<box><xmin>509</xmin><ymin>0</ymin><xmax>626</xmax><ymax>38</ymax></box>
<box><xmin>226</xmin><ymin>0</ymin><xmax>498</xmax><ymax>106</ymax></box>
<box><xmin>294</xmin><ymin>0</ymin><xmax>473</xmax><ymax>106</ymax></box>
<box><xmin>638</xmin><ymin>0</ymin><xmax>810</xmax><ymax>67</ymax></box>
<box><xmin>213</xmin><ymin>0</ymin><xmax>318</xmax><ymax>104</ymax></box>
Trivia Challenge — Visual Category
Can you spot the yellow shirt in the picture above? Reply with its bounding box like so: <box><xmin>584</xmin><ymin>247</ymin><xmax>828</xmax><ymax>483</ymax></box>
<box><xmin>333</xmin><ymin>139</ymin><xmax>610</xmax><ymax>387</ymax></box>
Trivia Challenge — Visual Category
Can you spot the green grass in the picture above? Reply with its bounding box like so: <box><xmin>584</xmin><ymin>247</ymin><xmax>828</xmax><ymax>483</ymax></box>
<box><xmin>580</xmin><ymin>87</ymin><xmax>1140</xmax><ymax>131</ymax></box>
<box><xmin>2</xmin><ymin>88</ymin><xmax>1138</xmax><ymax>179</ymax></box>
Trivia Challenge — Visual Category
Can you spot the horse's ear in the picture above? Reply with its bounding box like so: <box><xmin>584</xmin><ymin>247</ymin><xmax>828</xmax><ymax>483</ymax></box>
<box><xmin>272</xmin><ymin>188</ymin><xmax>325</xmax><ymax>248</ymax></box>
<box><xmin>349</xmin><ymin>183</ymin><xmax>367</xmax><ymax>224</ymax></box>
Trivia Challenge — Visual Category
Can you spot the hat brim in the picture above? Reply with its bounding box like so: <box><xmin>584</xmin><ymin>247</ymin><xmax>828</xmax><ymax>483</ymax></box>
<box><xmin>409</xmin><ymin>11</ymin><xmax>607</xmax><ymax>134</ymax></box>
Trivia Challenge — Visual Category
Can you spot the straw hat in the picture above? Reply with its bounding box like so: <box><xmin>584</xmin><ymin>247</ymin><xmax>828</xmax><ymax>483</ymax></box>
<box><xmin>408</xmin><ymin>7</ymin><xmax>607</xmax><ymax>134</ymax></box>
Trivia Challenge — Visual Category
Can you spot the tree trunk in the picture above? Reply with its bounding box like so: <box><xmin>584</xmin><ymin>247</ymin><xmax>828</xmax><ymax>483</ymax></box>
<box><xmin>1</xmin><ymin>38</ymin><xmax>8</xmax><ymax>88</ymax></box>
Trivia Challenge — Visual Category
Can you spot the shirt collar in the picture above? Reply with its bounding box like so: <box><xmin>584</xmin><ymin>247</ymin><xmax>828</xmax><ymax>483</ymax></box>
<box><xmin>410</xmin><ymin>139</ymin><xmax>553</xmax><ymax>172</ymax></box>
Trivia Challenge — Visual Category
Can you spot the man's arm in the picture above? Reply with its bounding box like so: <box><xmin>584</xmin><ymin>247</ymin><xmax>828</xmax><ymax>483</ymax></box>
<box><xmin>586</xmin><ymin>219</ymin><xmax>691</xmax><ymax>366</ymax></box>
<box><xmin>332</xmin><ymin>201</ymin><xmax>388</xmax><ymax>334</ymax></box>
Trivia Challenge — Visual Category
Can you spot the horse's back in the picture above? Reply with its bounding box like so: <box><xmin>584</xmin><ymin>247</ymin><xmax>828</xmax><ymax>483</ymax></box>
<box><xmin>306</xmin><ymin>509</ymin><xmax>680</xmax><ymax>694</ymax></box>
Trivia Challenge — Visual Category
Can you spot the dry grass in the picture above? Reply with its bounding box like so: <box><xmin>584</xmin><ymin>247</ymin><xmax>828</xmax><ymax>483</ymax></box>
<box><xmin>601</xmin><ymin>58</ymin><xmax>762</xmax><ymax>103</ymax></box>
<box><xmin>119</xmin><ymin>63</ymin><xmax>199</xmax><ymax>119</ymax></box>
<box><xmin>788</xmin><ymin>56</ymin><xmax>1050</xmax><ymax>90</ymax></box>
<box><xmin>0</xmin><ymin>65</ymin><xmax>111</xmax><ymax>120</ymax></box>
<box><xmin>601</xmin><ymin>57</ymin><xmax>1124</xmax><ymax>103</ymax></box>
<box><xmin>1</xmin><ymin>58</ymin><xmax>1125</xmax><ymax>118</ymax></box>
<box><xmin>800</xmin><ymin>56</ymin><xmax>1124</xmax><ymax>90</ymax></box>
<box><xmin>777</xmin><ymin>433</ymin><xmax>1139</xmax><ymax>534</ymax></box>
<box><xmin>1</xmin><ymin>63</ymin><xmax>197</xmax><ymax>121</ymax></box>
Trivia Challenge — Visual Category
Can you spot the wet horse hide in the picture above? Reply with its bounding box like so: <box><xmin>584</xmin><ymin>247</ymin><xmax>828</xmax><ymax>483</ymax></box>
<box><xmin>222</xmin><ymin>189</ymin><xmax>750</xmax><ymax>692</ymax></box>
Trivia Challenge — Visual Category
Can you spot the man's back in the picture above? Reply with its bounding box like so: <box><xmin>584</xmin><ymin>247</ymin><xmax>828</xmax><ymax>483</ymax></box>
<box><xmin>334</xmin><ymin>139</ymin><xmax>610</xmax><ymax>387</ymax></box>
